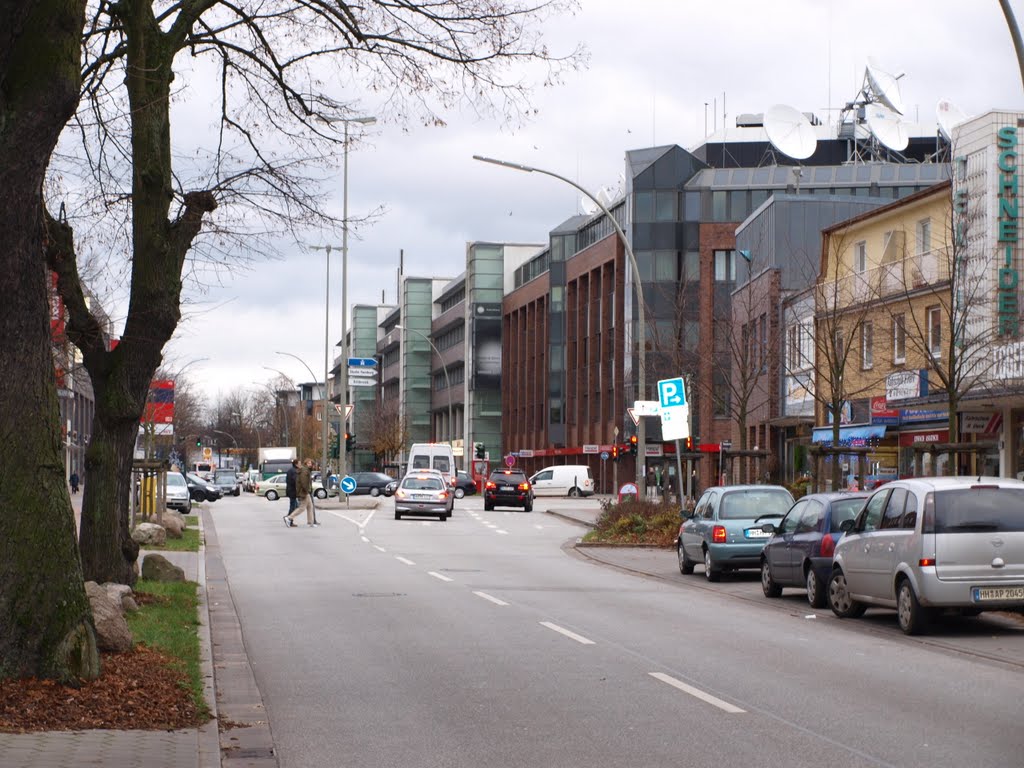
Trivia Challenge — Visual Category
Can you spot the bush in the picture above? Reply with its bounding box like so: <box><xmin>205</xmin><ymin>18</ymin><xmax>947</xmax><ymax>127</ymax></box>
<box><xmin>584</xmin><ymin>498</ymin><xmax>679</xmax><ymax>546</ymax></box>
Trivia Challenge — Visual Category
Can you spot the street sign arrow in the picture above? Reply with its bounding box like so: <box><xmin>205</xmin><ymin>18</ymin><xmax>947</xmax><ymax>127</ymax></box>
<box><xmin>347</xmin><ymin>368</ymin><xmax>378</xmax><ymax>378</ymax></box>
<box><xmin>348</xmin><ymin>357</ymin><xmax>377</xmax><ymax>367</ymax></box>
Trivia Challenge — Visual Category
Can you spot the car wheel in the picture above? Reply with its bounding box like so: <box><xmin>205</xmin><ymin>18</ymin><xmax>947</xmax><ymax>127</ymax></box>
<box><xmin>524</xmin><ymin>502</ymin><xmax>533</xmax><ymax>512</ymax></box>
<box><xmin>484</xmin><ymin>501</ymin><xmax>494</xmax><ymax>511</ymax></box>
<box><xmin>568</xmin><ymin>486</ymin><xmax>580</xmax><ymax>498</ymax></box>
<box><xmin>805</xmin><ymin>567</ymin><xmax>827</xmax><ymax>609</ymax></box>
<box><xmin>315</xmin><ymin>488</ymin><xmax>327</xmax><ymax>499</ymax></box>
<box><xmin>370</xmin><ymin>487</ymin><xmax>381</xmax><ymax>497</ymax></box>
<box><xmin>761</xmin><ymin>559</ymin><xmax>782</xmax><ymax>598</ymax></box>
<box><xmin>234</xmin><ymin>489</ymin><xmax>240</xmax><ymax>497</ymax></box>
<box><xmin>828</xmin><ymin>569</ymin><xmax>867</xmax><ymax>618</ymax></box>
<box><xmin>703</xmin><ymin>548</ymin><xmax>721</xmax><ymax>582</ymax></box>
<box><xmin>191</xmin><ymin>491</ymin><xmax>203</xmax><ymax>502</ymax></box>
<box><xmin>266</xmin><ymin>490</ymin><xmax>279</xmax><ymax>501</ymax></box>
<box><xmin>454</xmin><ymin>487</ymin><xmax>465</xmax><ymax>499</ymax></box>
<box><xmin>677</xmin><ymin>541</ymin><xmax>695</xmax><ymax>575</ymax></box>
<box><xmin>441</xmin><ymin>513</ymin><xmax>449</xmax><ymax>521</ymax></box>
<box><xmin>897</xmin><ymin>579</ymin><xmax>931</xmax><ymax>635</ymax></box>
<box><xmin>394</xmin><ymin>511</ymin><xmax>402</xmax><ymax>520</ymax></box>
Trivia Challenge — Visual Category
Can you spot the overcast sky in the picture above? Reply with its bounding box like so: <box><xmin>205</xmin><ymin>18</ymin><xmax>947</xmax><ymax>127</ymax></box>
<box><xmin>150</xmin><ymin>0</ymin><xmax>1022</xmax><ymax>405</ymax></box>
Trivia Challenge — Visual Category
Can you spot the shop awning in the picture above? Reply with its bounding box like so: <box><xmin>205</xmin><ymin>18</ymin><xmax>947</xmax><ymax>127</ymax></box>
<box><xmin>811</xmin><ymin>425</ymin><xmax>887</xmax><ymax>445</ymax></box>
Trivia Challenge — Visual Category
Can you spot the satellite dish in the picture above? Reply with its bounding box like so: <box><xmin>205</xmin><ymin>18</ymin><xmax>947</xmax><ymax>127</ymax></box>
<box><xmin>580</xmin><ymin>195</ymin><xmax>599</xmax><ymax>215</ymax></box>
<box><xmin>865</xmin><ymin>57</ymin><xmax>904</xmax><ymax>115</ymax></box>
<box><xmin>764</xmin><ymin>104</ymin><xmax>818</xmax><ymax>160</ymax></box>
<box><xmin>936</xmin><ymin>98</ymin><xmax>968</xmax><ymax>141</ymax></box>
<box><xmin>865</xmin><ymin>104</ymin><xmax>909</xmax><ymax>151</ymax></box>
<box><xmin>596</xmin><ymin>185</ymin><xmax>615</xmax><ymax>207</ymax></box>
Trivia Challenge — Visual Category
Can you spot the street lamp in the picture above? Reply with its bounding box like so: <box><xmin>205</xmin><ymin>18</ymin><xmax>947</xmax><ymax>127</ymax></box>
<box><xmin>472</xmin><ymin>154</ymin><xmax>649</xmax><ymax>494</ymax></box>
<box><xmin>274</xmin><ymin>352</ymin><xmax>328</xmax><ymax>478</ymax></box>
<box><xmin>395</xmin><ymin>324</ymin><xmax>453</xmax><ymax>446</ymax></box>
<box><xmin>312</xmin><ymin>113</ymin><xmax>376</xmax><ymax>483</ymax></box>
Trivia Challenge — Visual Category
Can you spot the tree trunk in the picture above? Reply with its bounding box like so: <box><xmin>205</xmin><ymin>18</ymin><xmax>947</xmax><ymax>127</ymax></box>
<box><xmin>0</xmin><ymin>0</ymin><xmax>98</xmax><ymax>681</ymax></box>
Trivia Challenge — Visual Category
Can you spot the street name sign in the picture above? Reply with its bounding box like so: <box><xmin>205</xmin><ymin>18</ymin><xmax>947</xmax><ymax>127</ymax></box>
<box><xmin>348</xmin><ymin>378</ymin><xmax>377</xmax><ymax>388</ymax></box>
<box><xmin>348</xmin><ymin>368</ymin><xmax>378</xmax><ymax>378</ymax></box>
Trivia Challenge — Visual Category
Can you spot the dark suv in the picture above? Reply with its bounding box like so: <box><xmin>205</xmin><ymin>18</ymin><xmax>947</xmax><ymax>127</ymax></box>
<box><xmin>484</xmin><ymin>469</ymin><xmax>533</xmax><ymax>512</ymax></box>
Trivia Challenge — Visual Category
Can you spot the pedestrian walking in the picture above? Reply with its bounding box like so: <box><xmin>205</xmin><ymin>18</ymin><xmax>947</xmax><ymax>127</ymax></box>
<box><xmin>284</xmin><ymin>459</ymin><xmax>298</xmax><ymax>519</ymax></box>
<box><xmin>284</xmin><ymin>458</ymin><xmax>319</xmax><ymax>527</ymax></box>
<box><xmin>69</xmin><ymin>472</ymin><xmax>80</xmax><ymax>494</ymax></box>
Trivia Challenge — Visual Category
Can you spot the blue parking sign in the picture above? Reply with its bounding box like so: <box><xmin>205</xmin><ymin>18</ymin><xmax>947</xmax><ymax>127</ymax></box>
<box><xmin>657</xmin><ymin>377</ymin><xmax>686</xmax><ymax>408</ymax></box>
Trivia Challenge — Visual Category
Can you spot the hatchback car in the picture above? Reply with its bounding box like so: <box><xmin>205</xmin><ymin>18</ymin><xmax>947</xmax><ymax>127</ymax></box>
<box><xmin>213</xmin><ymin>469</ymin><xmax>242</xmax><ymax>497</ymax></box>
<box><xmin>454</xmin><ymin>470</ymin><xmax>478</xmax><ymax>499</ymax></box>
<box><xmin>760</xmin><ymin>492</ymin><xmax>868</xmax><ymax>607</ymax></box>
<box><xmin>164</xmin><ymin>472</ymin><xmax>192</xmax><ymax>513</ymax></box>
<box><xmin>185</xmin><ymin>472</ymin><xmax>222</xmax><ymax>502</ymax></box>
<box><xmin>484</xmin><ymin>469</ymin><xmax>533</xmax><ymax>512</ymax></box>
<box><xmin>394</xmin><ymin>472</ymin><xmax>453</xmax><ymax>520</ymax></box>
<box><xmin>351</xmin><ymin>471</ymin><xmax>397</xmax><ymax>497</ymax></box>
<box><xmin>829</xmin><ymin>476</ymin><xmax>1024</xmax><ymax>634</ymax></box>
<box><xmin>678</xmin><ymin>485</ymin><xmax>795</xmax><ymax>581</ymax></box>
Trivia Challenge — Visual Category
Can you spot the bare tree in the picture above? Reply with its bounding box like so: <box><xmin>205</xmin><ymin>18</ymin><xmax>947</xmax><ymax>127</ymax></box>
<box><xmin>368</xmin><ymin>399</ymin><xmax>410</xmax><ymax>467</ymax></box>
<box><xmin>3</xmin><ymin>0</ymin><xmax>582</xmax><ymax>680</ymax></box>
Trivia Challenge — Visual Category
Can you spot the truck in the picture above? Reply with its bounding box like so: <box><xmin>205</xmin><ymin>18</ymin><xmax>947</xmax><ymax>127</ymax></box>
<box><xmin>258</xmin><ymin>446</ymin><xmax>297</xmax><ymax>480</ymax></box>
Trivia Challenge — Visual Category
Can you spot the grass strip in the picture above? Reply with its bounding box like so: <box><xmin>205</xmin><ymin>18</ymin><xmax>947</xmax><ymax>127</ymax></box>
<box><xmin>127</xmin><ymin>580</ymin><xmax>209</xmax><ymax>719</ymax></box>
<box><xmin>151</xmin><ymin>527</ymin><xmax>200</xmax><ymax>552</ymax></box>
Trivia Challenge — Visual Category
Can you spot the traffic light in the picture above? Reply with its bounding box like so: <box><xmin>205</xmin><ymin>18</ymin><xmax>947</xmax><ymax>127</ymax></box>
<box><xmin>475</xmin><ymin>442</ymin><xmax>485</xmax><ymax>459</ymax></box>
<box><xmin>684</xmin><ymin>436</ymin><xmax>693</xmax><ymax>451</ymax></box>
<box><xmin>629</xmin><ymin>435</ymin><xmax>638</xmax><ymax>455</ymax></box>
<box><xmin>611</xmin><ymin>445</ymin><xmax>619</xmax><ymax>462</ymax></box>
<box><xmin>345</xmin><ymin>433</ymin><xmax>356</xmax><ymax>451</ymax></box>
<box><xmin>195</xmin><ymin>436</ymin><xmax>202</xmax><ymax>447</ymax></box>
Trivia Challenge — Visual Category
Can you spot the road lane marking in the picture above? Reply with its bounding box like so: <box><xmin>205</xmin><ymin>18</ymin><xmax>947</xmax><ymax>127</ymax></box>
<box><xmin>373</xmin><ymin>545</ymin><xmax>386</xmax><ymax>553</ymax></box>
<box><xmin>540</xmin><ymin>621</ymin><xmax>595</xmax><ymax>645</ymax></box>
<box><xmin>649</xmin><ymin>672</ymin><xmax>745</xmax><ymax>714</ymax></box>
<box><xmin>496</xmin><ymin>530</ymin><xmax>509</xmax><ymax>535</ymax></box>
<box><xmin>428</xmin><ymin>571</ymin><xmax>453</xmax><ymax>582</ymax></box>
<box><xmin>395</xmin><ymin>556</ymin><xmax>415</xmax><ymax>566</ymax></box>
<box><xmin>473</xmin><ymin>591</ymin><xmax>509</xmax><ymax>606</ymax></box>
<box><xmin>361</xmin><ymin>536</ymin><xmax>370</xmax><ymax>543</ymax></box>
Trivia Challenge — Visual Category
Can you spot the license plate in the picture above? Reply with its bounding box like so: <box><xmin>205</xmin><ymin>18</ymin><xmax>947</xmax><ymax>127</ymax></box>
<box><xmin>412</xmin><ymin>494</ymin><xmax>430</xmax><ymax>501</ymax></box>
<box><xmin>745</xmin><ymin>528</ymin><xmax>770</xmax><ymax>538</ymax></box>
<box><xmin>501</xmin><ymin>485</ymin><xmax>514</xmax><ymax>491</ymax></box>
<box><xmin>972</xmin><ymin>586</ymin><xmax>1024</xmax><ymax>602</ymax></box>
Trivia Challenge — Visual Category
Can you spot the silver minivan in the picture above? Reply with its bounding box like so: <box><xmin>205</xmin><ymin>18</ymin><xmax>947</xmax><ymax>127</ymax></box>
<box><xmin>829</xmin><ymin>476</ymin><xmax>1024</xmax><ymax>634</ymax></box>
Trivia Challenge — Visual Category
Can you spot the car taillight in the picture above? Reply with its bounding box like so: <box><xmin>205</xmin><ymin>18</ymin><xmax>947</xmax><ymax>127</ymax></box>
<box><xmin>439</xmin><ymin>491</ymin><xmax>448</xmax><ymax>500</ymax></box>
<box><xmin>820</xmin><ymin>533</ymin><xmax>835</xmax><ymax>558</ymax></box>
<box><xmin>919</xmin><ymin>557</ymin><xmax>936</xmax><ymax>567</ymax></box>
<box><xmin>518</xmin><ymin>482</ymin><xmax>531</xmax><ymax>491</ymax></box>
<box><xmin>395</xmin><ymin>490</ymin><xmax>406</xmax><ymax>500</ymax></box>
<box><xmin>485</xmin><ymin>481</ymin><xmax>496</xmax><ymax>490</ymax></box>
<box><xmin>712</xmin><ymin>525</ymin><xmax>727</xmax><ymax>543</ymax></box>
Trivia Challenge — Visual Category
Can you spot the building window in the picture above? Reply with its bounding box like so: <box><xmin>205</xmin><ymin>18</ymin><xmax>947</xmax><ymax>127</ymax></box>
<box><xmin>655</xmin><ymin>190</ymin><xmax>676</xmax><ymax>221</ymax></box>
<box><xmin>634</xmin><ymin>191</ymin><xmax>654</xmax><ymax>223</ymax></box>
<box><xmin>683</xmin><ymin>251</ymin><xmax>700</xmax><ymax>280</ymax></box>
<box><xmin>654</xmin><ymin>251</ymin><xmax>677</xmax><ymax>281</ymax></box>
<box><xmin>759</xmin><ymin>313</ymin><xmax>768</xmax><ymax>372</ymax></box>
<box><xmin>916</xmin><ymin>218</ymin><xmax>931</xmax><ymax>256</ymax></box>
<box><xmin>834</xmin><ymin>328</ymin><xmax>845</xmax><ymax>362</ymax></box>
<box><xmin>927</xmin><ymin>306</ymin><xmax>942</xmax><ymax>358</ymax></box>
<box><xmin>714</xmin><ymin>250</ymin><xmax>736</xmax><ymax>282</ymax></box>
<box><xmin>861</xmin><ymin>321</ymin><xmax>873</xmax><ymax>370</ymax></box>
<box><xmin>854</xmin><ymin>240</ymin><xmax>867</xmax><ymax>274</ymax></box>
<box><xmin>893</xmin><ymin>313</ymin><xmax>906</xmax><ymax>364</ymax></box>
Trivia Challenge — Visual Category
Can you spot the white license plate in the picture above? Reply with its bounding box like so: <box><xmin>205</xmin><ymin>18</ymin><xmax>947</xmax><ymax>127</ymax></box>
<box><xmin>412</xmin><ymin>494</ymin><xmax>431</xmax><ymax>501</ymax></box>
<box><xmin>972</xmin><ymin>586</ymin><xmax>1024</xmax><ymax>602</ymax></box>
<box><xmin>745</xmin><ymin>528</ymin><xmax>770</xmax><ymax>538</ymax></box>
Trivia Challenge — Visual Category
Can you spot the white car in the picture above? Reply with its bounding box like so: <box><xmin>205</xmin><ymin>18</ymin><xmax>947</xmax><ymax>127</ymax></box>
<box><xmin>164</xmin><ymin>472</ymin><xmax>192</xmax><ymax>513</ymax></box>
<box><xmin>529</xmin><ymin>464</ymin><xmax>595</xmax><ymax>497</ymax></box>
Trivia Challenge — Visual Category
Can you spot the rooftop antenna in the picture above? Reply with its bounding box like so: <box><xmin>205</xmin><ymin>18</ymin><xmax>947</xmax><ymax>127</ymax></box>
<box><xmin>838</xmin><ymin>57</ymin><xmax>908</xmax><ymax>162</ymax></box>
<box><xmin>764</xmin><ymin>104</ymin><xmax>818</xmax><ymax>161</ymax></box>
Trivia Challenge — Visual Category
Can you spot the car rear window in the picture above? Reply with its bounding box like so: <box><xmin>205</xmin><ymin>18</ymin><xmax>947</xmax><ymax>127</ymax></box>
<box><xmin>830</xmin><ymin>498</ymin><xmax>865</xmax><ymax>531</ymax></box>
<box><xmin>719</xmin><ymin>490</ymin><xmax>793</xmax><ymax>520</ymax></box>
<box><xmin>490</xmin><ymin>472</ymin><xmax>526</xmax><ymax>482</ymax></box>
<box><xmin>929</xmin><ymin>488</ymin><xmax>1024</xmax><ymax>533</ymax></box>
<box><xmin>404</xmin><ymin>476</ymin><xmax>444</xmax><ymax>490</ymax></box>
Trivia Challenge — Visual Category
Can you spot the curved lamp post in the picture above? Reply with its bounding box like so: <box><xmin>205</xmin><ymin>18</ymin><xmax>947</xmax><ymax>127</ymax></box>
<box><xmin>472</xmin><ymin>154</ymin><xmax>648</xmax><ymax>494</ymax></box>
<box><xmin>395</xmin><ymin>324</ymin><xmax>453</xmax><ymax>446</ymax></box>
<box><xmin>274</xmin><ymin>352</ymin><xmax>328</xmax><ymax>477</ymax></box>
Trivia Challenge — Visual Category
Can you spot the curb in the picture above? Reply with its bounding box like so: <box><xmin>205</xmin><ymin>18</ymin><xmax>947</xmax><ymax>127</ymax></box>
<box><xmin>541</xmin><ymin>509</ymin><xmax>597</xmax><ymax>529</ymax></box>
<box><xmin>194</xmin><ymin>514</ymin><xmax>221</xmax><ymax>768</ymax></box>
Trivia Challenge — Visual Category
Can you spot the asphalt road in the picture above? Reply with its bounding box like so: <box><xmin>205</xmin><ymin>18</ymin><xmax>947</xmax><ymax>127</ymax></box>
<box><xmin>208</xmin><ymin>492</ymin><xmax>1024</xmax><ymax>768</ymax></box>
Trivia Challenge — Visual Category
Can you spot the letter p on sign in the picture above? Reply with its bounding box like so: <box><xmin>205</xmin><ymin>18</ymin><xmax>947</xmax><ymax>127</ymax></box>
<box><xmin>658</xmin><ymin>377</ymin><xmax>687</xmax><ymax>409</ymax></box>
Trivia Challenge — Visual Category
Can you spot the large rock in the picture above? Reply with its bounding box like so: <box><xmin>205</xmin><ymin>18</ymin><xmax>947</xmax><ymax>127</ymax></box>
<box><xmin>132</xmin><ymin>522</ymin><xmax>166</xmax><ymax>547</ymax></box>
<box><xmin>104</xmin><ymin>583</ymin><xmax>139</xmax><ymax>613</ymax></box>
<box><xmin>85</xmin><ymin>581</ymin><xmax>132</xmax><ymax>652</ymax></box>
<box><xmin>141</xmin><ymin>553</ymin><xmax>185</xmax><ymax>582</ymax></box>
<box><xmin>160</xmin><ymin>511</ymin><xmax>186</xmax><ymax>539</ymax></box>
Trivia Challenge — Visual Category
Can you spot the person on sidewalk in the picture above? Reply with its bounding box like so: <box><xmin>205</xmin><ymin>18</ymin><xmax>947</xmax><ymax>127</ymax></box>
<box><xmin>283</xmin><ymin>459</ymin><xmax>299</xmax><ymax>521</ymax></box>
<box><xmin>284</xmin><ymin>458</ymin><xmax>319</xmax><ymax>527</ymax></box>
<box><xmin>69</xmin><ymin>471</ymin><xmax>80</xmax><ymax>494</ymax></box>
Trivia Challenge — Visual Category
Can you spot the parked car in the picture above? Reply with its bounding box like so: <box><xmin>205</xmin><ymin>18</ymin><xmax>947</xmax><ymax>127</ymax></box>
<box><xmin>164</xmin><ymin>472</ymin><xmax>192</xmax><ymax>513</ymax></box>
<box><xmin>394</xmin><ymin>472</ymin><xmax>453</xmax><ymax>521</ymax></box>
<box><xmin>185</xmin><ymin>472</ymin><xmax>222</xmax><ymax>502</ymax></box>
<box><xmin>350</xmin><ymin>471</ymin><xmax>397</xmax><ymax>497</ymax></box>
<box><xmin>677</xmin><ymin>485</ymin><xmax>795</xmax><ymax>582</ymax></box>
<box><xmin>255</xmin><ymin>473</ymin><xmax>334</xmax><ymax>501</ymax></box>
<box><xmin>829</xmin><ymin>477</ymin><xmax>1024</xmax><ymax>635</ymax></box>
<box><xmin>484</xmin><ymin>469</ymin><xmax>533</xmax><ymax>512</ymax></box>
<box><xmin>529</xmin><ymin>464</ymin><xmax>595</xmax><ymax>497</ymax></box>
<box><xmin>759</xmin><ymin>492</ymin><xmax>868</xmax><ymax>607</ymax></box>
<box><xmin>213</xmin><ymin>468</ymin><xmax>242</xmax><ymax>497</ymax></box>
<box><xmin>454</xmin><ymin>470</ymin><xmax>477</xmax><ymax>499</ymax></box>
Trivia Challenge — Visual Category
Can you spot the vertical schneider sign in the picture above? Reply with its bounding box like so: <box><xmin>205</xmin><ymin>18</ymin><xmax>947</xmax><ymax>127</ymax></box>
<box><xmin>997</xmin><ymin>125</ymin><xmax>1020</xmax><ymax>337</ymax></box>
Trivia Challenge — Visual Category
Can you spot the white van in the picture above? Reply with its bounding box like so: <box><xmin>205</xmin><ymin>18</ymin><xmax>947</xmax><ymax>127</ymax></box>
<box><xmin>407</xmin><ymin>443</ymin><xmax>457</xmax><ymax>489</ymax></box>
<box><xmin>529</xmin><ymin>465</ymin><xmax>595</xmax><ymax>497</ymax></box>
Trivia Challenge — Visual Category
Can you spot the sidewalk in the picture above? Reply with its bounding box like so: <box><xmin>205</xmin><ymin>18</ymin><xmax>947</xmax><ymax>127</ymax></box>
<box><xmin>0</xmin><ymin>494</ymin><xmax>276</xmax><ymax>768</ymax></box>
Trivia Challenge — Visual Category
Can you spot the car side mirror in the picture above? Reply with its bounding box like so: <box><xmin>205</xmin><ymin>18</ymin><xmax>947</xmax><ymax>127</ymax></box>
<box><xmin>839</xmin><ymin>518</ymin><xmax>855</xmax><ymax>533</ymax></box>
<box><xmin>761</xmin><ymin>523</ymin><xmax>776</xmax><ymax>534</ymax></box>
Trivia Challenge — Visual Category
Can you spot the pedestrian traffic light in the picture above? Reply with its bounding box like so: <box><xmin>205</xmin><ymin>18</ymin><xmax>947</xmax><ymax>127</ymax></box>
<box><xmin>345</xmin><ymin>433</ymin><xmax>356</xmax><ymax>451</ymax></box>
<box><xmin>629</xmin><ymin>435</ymin><xmax>638</xmax><ymax>455</ymax></box>
<box><xmin>475</xmin><ymin>442</ymin><xmax>485</xmax><ymax>459</ymax></box>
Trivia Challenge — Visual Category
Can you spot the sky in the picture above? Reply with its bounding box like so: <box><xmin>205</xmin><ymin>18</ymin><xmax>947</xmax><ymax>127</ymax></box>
<box><xmin>143</xmin><ymin>0</ymin><xmax>1023</xmax><ymax>405</ymax></box>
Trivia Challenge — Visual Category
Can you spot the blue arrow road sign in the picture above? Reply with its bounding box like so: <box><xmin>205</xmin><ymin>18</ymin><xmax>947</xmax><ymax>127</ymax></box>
<box><xmin>348</xmin><ymin>357</ymin><xmax>377</xmax><ymax>367</ymax></box>
<box><xmin>340</xmin><ymin>475</ymin><xmax>357</xmax><ymax>494</ymax></box>
<box><xmin>657</xmin><ymin>377</ymin><xmax>686</xmax><ymax>408</ymax></box>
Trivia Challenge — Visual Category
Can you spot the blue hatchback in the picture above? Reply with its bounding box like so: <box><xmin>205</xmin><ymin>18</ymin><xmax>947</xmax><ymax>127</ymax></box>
<box><xmin>760</xmin><ymin>492</ymin><xmax>868</xmax><ymax>607</ymax></box>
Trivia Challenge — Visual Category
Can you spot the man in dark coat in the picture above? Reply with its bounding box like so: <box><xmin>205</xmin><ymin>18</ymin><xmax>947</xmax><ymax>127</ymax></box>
<box><xmin>283</xmin><ymin>459</ymin><xmax>299</xmax><ymax>527</ymax></box>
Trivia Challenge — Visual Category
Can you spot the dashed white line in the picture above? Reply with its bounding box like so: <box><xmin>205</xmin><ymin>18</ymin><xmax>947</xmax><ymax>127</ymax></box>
<box><xmin>360</xmin><ymin>535</ymin><xmax>370</xmax><ymax>543</ymax></box>
<box><xmin>648</xmin><ymin>672</ymin><xmax>745</xmax><ymax>713</ymax></box>
<box><xmin>373</xmin><ymin>545</ymin><xmax>386</xmax><ymax>553</ymax></box>
<box><xmin>496</xmin><ymin>530</ymin><xmax>509</xmax><ymax>535</ymax></box>
<box><xmin>540</xmin><ymin>621</ymin><xmax>595</xmax><ymax>645</ymax></box>
<box><xmin>473</xmin><ymin>591</ymin><xmax>509</xmax><ymax>606</ymax></box>
<box><xmin>428</xmin><ymin>571</ymin><xmax>453</xmax><ymax>582</ymax></box>
<box><xmin>395</xmin><ymin>556</ymin><xmax>416</xmax><ymax>566</ymax></box>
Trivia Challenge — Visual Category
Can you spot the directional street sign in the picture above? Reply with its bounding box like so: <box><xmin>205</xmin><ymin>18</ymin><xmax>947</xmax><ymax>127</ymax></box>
<box><xmin>348</xmin><ymin>378</ymin><xmax>377</xmax><ymax>388</ymax></box>
<box><xmin>657</xmin><ymin>376</ymin><xmax>690</xmax><ymax>441</ymax></box>
<box><xmin>340</xmin><ymin>475</ymin><xmax>357</xmax><ymax>494</ymax></box>
<box><xmin>333</xmin><ymin>403</ymin><xmax>355</xmax><ymax>420</ymax></box>
<box><xmin>348</xmin><ymin>357</ymin><xmax>377</xmax><ymax>367</ymax></box>
<box><xmin>348</xmin><ymin>368</ymin><xmax>378</xmax><ymax>378</ymax></box>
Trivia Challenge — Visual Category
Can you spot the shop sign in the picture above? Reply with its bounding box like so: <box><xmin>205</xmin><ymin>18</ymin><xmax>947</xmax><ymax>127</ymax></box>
<box><xmin>996</xmin><ymin>126</ymin><xmax>1020</xmax><ymax>338</ymax></box>
<box><xmin>644</xmin><ymin>445</ymin><xmax>664</xmax><ymax>457</ymax></box>
<box><xmin>994</xmin><ymin>340</ymin><xmax>1024</xmax><ymax>379</ymax></box>
<box><xmin>900</xmin><ymin>408</ymin><xmax>947</xmax><ymax>424</ymax></box>
<box><xmin>518</xmin><ymin>449</ymin><xmax>534</xmax><ymax>458</ymax></box>
<box><xmin>870</xmin><ymin>396</ymin><xmax>900</xmax><ymax>425</ymax></box>
<box><xmin>898</xmin><ymin>430</ymin><xmax>949</xmax><ymax>447</ymax></box>
<box><xmin>886</xmin><ymin>369</ymin><xmax>927</xmax><ymax>401</ymax></box>
<box><xmin>961</xmin><ymin>413</ymin><xmax>1003</xmax><ymax>434</ymax></box>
